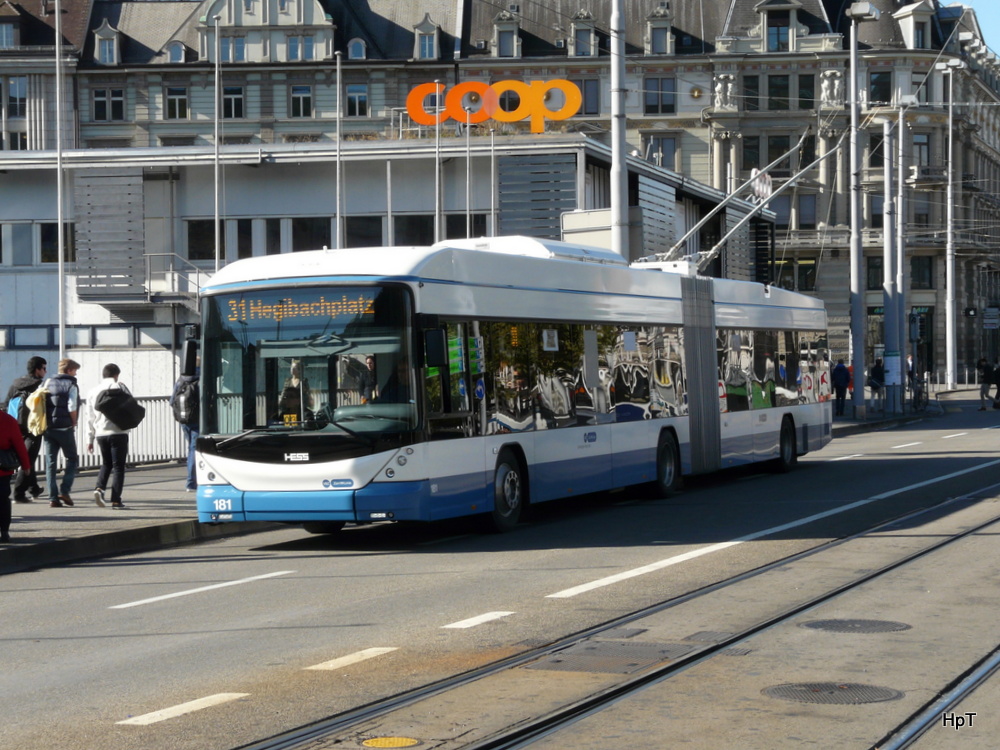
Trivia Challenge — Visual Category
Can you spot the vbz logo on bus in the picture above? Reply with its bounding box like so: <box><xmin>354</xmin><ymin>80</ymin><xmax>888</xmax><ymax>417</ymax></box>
<box><xmin>583</xmin><ymin>432</ymin><xmax>597</xmax><ymax>444</ymax></box>
<box><xmin>406</xmin><ymin>80</ymin><xmax>582</xmax><ymax>134</ymax></box>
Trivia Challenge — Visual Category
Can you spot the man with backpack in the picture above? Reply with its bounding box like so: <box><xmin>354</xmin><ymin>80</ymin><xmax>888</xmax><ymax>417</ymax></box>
<box><xmin>170</xmin><ymin>370</ymin><xmax>199</xmax><ymax>491</ymax></box>
<box><xmin>3</xmin><ymin>356</ymin><xmax>47</xmax><ymax>502</ymax></box>
<box><xmin>42</xmin><ymin>359</ymin><xmax>82</xmax><ymax>508</ymax></box>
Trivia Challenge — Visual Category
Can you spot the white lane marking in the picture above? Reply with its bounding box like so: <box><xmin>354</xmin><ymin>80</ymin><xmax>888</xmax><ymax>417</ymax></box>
<box><xmin>117</xmin><ymin>693</ymin><xmax>248</xmax><ymax>725</ymax></box>
<box><xmin>109</xmin><ymin>571</ymin><xmax>295</xmax><ymax>610</ymax></box>
<box><xmin>442</xmin><ymin>611</ymin><xmax>515</xmax><ymax>629</ymax></box>
<box><xmin>547</xmin><ymin>458</ymin><xmax>1000</xmax><ymax>599</ymax></box>
<box><xmin>892</xmin><ymin>442</ymin><xmax>922</xmax><ymax>449</ymax></box>
<box><xmin>305</xmin><ymin>647</ymin><xmax>398</xmax><ymax>671</ymax></box>
<box><xmin>831</xmin><ymin>454</ymin><xmax>864</xmax><ymax>461</ymax></box>
<box><xmin>943</xmin><ymin>432</ymin><xmax>968</xmax><ymax>439</ymax></box>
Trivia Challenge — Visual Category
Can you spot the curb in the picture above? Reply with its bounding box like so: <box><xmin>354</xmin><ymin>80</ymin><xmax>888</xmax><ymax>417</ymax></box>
<box><xmin>0</xmin><ymin>520</ymin><xmax>279</xmax><ymax>576</ymax></box>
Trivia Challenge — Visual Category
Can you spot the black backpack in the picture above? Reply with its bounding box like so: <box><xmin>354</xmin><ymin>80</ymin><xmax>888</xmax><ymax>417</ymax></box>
<box><xmin>172</xmin><ymin>379</ymin><xmax>199</xmax><ymax>425</ymax></box>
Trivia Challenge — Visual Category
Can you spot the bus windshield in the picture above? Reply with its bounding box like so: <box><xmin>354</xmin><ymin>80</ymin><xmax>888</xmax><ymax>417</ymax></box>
<box><xmin>200</xmin><ymin>285</ymin><xmax>416</xmax><ymax>441</ymax></box>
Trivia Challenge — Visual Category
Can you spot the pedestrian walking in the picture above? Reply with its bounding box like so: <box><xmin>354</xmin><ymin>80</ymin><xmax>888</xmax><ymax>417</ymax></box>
<box><xmin>0</xmin><ymin>409</ymin><xmax>31</xmax><ymax>542</ymax></box>
<box><xmin>170</xmin><ymin>369</ymin><xmax>200</xmax><ymax>492</ymax></box>
<box><xmin>867</xmin><ymin>358</ymin><xmax>885</xmax><ymax>412</ymax></box>
<box><xmin>977</xmin><ymin>358</ymin><xmax>994</xmax><ymax>410</ymax></box>
<box><xmin>831</xmin><ymin>359</ymin><xmax>850</xmax><ymax>416</ymax></box>
<box><xmin>42</xmin><ymin>359</ymin><xmax>81</xmax><ymax>508</ymax></box>
<box><xmin>3</xmin><ymin>355</ymin><xmax>46</xmax><ymax>502</ymax></box>
<box><xmin>86</xmin><ymin>364</ymin><xmax>133</xmax><ymax>509</ymax></box>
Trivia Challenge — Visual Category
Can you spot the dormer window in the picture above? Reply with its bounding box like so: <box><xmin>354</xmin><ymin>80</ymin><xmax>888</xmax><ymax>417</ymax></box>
<box><xmin>243</xmin><ymin>0</ymin><xmax>253</xmax><ymax>12</ymax></box>
<box><xmin>755</xmin><ymin>0</ymin><xmax>801</xmax><ymax>53</ymax></box>
<box><xmin>893</xmin><ymin>1</ymin><xmax>934</xmax><ymax>51</ymax></box>
<box><xmin>93</xmin><ymin>20</ymin><xmax>120</xmax><ymax>65</ymax></box>
<box><xmin>278</xmin><ymin>0</ymin><xmax>289</xmax><ymax>12</ymax></box>
<box><xmin>571</xmin><ymin>11</ymin><xmax>596</xmax><ymax>57</ymax></box>
<box><xmin>167</xmin><ymin>42</ymin><xmax>184</xmax><ymax>63</ymax></box>
<box><xmin>413</xmin><ymin>13</ymin><xmax>440</xmax><ymax>60</ymax></box>
<box><xmin>767</xmin><ymin>10</ymin><xmax>790</xmax><ymax>52</ymax></box>
<box><xmin>348</xmin><ymin>38</ymin><xmax>366</xmax><ymax>60</ymax></box>
<box><xmin>0</xmin><ymin>22</ymin><xmax>15</xmax><ymax>49</ymax></box>
<box><xmin>645</xmin><ymin>3</ymin><xmax>674</xmax><ymax>56</ymax></box>
<box><xmin>493</xmin><ymin>10</ymin><xmax>521</xmax><ymax>58</ymax></box>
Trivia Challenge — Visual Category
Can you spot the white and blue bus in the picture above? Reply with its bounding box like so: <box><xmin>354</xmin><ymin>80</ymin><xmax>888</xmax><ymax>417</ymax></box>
<box><xmin>195</xmin><ymin>236</ymin><xmax>831</xmax><ymax>533</ymax></box>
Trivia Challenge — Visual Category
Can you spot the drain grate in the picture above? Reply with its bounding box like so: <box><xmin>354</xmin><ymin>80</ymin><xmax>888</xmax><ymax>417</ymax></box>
<box><xmin>525</xmin><ymin>640</ymin><xmax>695</xmax><ymax>674</ymax></box>
<box><xmin>763</xmin><ymin>682</ymin><xmax>904</xmax><ymax>705</ymax></box>
<box><xmin>801</xmin><ymin>619</ymin><xmax>912</xmax><ymax>634</ymax></box>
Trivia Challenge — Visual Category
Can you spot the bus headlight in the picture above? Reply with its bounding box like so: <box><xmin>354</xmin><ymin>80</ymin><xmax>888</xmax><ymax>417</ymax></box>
<box><xmin>396</xmin><ymin>456</ymin><xmax>407</xmax><ymax>466</ymax></box>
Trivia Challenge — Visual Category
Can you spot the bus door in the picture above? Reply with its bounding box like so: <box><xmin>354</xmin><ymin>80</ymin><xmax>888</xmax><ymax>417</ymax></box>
<box><xmin>719</xmin><ymin>330</ymin><xmax>755</xmax><ymax>467</ymax></box>
<box><xmin>424</xmin><ymin>322</ymin><xmax>480</xmax><ymax>520</ymax></box>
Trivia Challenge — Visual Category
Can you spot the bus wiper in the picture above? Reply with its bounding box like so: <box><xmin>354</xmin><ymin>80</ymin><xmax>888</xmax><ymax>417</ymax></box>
<box><xmin>216</xmin><ymin>426</ymin><xmax>293</xmax><ymax>449</ymax></box>
<box><xmin>325</xmin><ymin>417</ymin><xmax>376</xmax><ymax>446</ymax></box>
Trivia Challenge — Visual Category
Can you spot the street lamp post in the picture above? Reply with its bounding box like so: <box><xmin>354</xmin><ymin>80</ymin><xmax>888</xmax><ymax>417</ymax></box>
<box><xmin>936</xmin><ymin>58</ymin><xmax>966</xmax><ymax>390</ymax></box>
<box><xmin>213</xmin><ymin>15</ymin><xmax>221</xmax><ymax>272</ymax></box>
<box><xmin>846</xmin><ymin>2</ymin><xmax>880</xmax><ymax>417</ymax></box>
<box><xmin>465</xmin><ymin>105</ymin><xmax>472</xmax><ymax>238</ymax></box>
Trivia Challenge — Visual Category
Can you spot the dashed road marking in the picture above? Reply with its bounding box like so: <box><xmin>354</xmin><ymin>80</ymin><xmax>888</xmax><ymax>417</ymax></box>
<box><xmin>831</xmin><ymin>454</ymin><xmax>864</xmax><ymax>461</ymax></box>
<box><xmin>943</xmin><ymin>432</ymin><xmax>968</xmax><ymax>439</ymax></box>
<box><xmin>305</xmin><ymin>647</ymin><xmax>399</xmax><ymax>671</ymax></box>
<box><xmin>442</xmin><ymin>611</ymin><xmax>515</xmax><ymax>629</ymax></box>
<box><xmin>109</xmin><ymin>571</ymin><xmax>295</xmax><ymax>609</ymax></box>
<box><xmin>117</xmin><ymin>693</ymin><xmax>248</xmax><ymax>725</ymax></box>
<box><xmin>892</xmin><ymin>442</ymin><xmax>922</xmax><ymax>449</ymax></box>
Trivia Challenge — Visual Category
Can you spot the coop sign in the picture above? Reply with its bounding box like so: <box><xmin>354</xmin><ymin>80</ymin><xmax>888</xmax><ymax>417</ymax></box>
<box><xmin>406</xmin><ymin>80</ymin><xmax>582</xmax><ymax>134</ymax></box>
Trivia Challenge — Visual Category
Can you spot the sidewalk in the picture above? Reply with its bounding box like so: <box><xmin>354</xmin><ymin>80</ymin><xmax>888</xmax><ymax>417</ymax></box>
<box><xmin>1</xmin><ymin>393</ymin><xmax>969</xmax><ymax>575</ymax></box>
<box><xmin>0</xmin><ymin>462</ymin><xmax>267</xmax><ymax>575</ymax></box>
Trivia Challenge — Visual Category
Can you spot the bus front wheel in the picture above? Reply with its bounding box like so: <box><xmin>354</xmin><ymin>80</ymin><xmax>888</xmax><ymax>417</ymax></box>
<box><xmin>652</xmin><ymin>431</ymin><xmax>681</xmax><ymax>497</ymax></box>
<box><xmin>488</xmin><ymin>449</ymin><xmax>524</xmax><ymax>533</ymax></box>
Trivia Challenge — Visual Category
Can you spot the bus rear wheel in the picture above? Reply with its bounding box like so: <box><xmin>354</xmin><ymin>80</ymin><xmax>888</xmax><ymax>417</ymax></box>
<box><xmin>652</xmin><ymin>431</ymin><xmax>681</xmax><ymax>497</ymax></box>
<box><xmin>488</xmin><ymin>449</ymin><xmax>524</xmax><ymax>533</ymax></box>
<box><xmin>774</xmin><ymin>418</ymin><xmax>797</xmax><ymax>473</ymax></box>
<box><xmin>303</xmin><ymin>521</ymin><xmax>345</xmax><ymax>535</ymax></box>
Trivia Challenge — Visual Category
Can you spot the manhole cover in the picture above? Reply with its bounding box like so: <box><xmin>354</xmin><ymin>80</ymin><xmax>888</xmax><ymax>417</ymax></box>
<box><xmin>802</xmin><ymin>619</ymin><xmax>912</xmax><ymax>634</ymax></box>
<box><xmin>763</xmin><ymin>682</ymin><xmax>904</xmax><ymax>705</ymax></box>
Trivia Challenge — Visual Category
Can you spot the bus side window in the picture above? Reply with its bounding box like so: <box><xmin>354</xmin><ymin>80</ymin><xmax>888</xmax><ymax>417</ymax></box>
<box><xmin>428</xmin><ymin>322</ymin><xmax>474</xmax><ymax>439</ymax></box>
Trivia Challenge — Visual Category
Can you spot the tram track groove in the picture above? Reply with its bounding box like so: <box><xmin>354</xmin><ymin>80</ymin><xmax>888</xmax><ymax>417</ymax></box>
<box><xmin>235</xmin><ymin>491</ymin><xmax>1000</xmax><ymax>750</ymax></box>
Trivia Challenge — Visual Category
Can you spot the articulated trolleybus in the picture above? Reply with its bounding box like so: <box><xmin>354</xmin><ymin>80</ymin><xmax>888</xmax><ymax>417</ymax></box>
<box><xmin>196</xmin><ymin>236</ymin><xmax>832</xmax><ymax>533</ymax></box>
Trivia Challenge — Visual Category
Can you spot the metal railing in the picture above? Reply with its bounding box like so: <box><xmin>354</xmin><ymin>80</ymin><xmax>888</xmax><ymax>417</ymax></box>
<box><xmin>144</xmin><ymin>253</ymin><xmax>207</xmax><ymax>304</ymax></box>
<box><xmin>32</xmin><ymin>396</ymin><xmax>188</xmax><ymax>474</ymax></box>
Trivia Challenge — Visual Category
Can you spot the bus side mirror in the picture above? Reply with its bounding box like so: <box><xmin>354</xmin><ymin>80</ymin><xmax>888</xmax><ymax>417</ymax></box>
<box><xmin>181</xmin><ymin>338</ymin><xmax>199</xmax><ymax>377</ymax></box>
<box><xmin>425</xmin><ymin>329</ymin><xmax>448</xmax><ymax>369</ymax></box>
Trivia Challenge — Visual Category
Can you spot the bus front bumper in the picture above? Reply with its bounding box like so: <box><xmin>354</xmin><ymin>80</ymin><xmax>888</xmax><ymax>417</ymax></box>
<box><xmin>196</xmin><ymin>481</ymin><xmax>429</xmax><ymax>524</ymax></box>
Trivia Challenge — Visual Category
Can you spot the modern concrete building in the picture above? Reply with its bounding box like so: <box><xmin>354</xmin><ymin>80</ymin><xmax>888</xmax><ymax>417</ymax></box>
<box><xmin>1</xmin><ymin>0</ymin><xmax>998</xmax><ymax>392</ymax></box>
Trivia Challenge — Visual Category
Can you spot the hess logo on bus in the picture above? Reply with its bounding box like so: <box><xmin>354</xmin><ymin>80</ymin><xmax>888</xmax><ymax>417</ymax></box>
<box><xmin>284</xmin><ymin>453</ymin><xmax>309</xmax><ymax>462</ymax></box>
<box><xmin>406</xmin><ymin>80</ymin><xmax>582</xmax><ymax>134</ymax></box>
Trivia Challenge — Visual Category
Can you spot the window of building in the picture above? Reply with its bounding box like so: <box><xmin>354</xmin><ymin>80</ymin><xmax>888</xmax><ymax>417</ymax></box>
<box><xmin>647</xmin><ymin>135</ymin><xmax>676</xmax><ymax>168</ymax></box>
<box><xmin>7</xmin><ymin>76</ymin><xmax>27</xmax><ymax>117</ymax></box>
<box><xmin>236</xmin><ymin>219</ymin><xmax>252</xmax><ymax>259</ymax></box>
<box><xmin>99</xmin><ymin>37</ymin><xmax>116</xmax><ymax>65</ymax></box>
<box><xmin>797</xmin><ymin>258</ymin><xmax>817</xmax><ymax>291</ymax></box>
<box><xmin>744</xmin><ymin>75</ymin><xmax>759</xmax><ymax>111</ymax></box>
<box><xmin>866</xmin><ymin>255</ymin><xmax>883</xmax><ymax>290</ymax></box>
<box><xmin>348</xmin><ymin>39</ymin><xmax>366</xmax><ymax>60</ymax></box>
<box><xmin>869</xmin><ymin>132</ymin><xmax>884</xmax><ymax>169</ymax></box>
<box><xmin>40</xmin><ymin>222</ymin><xmax>76</xmax><ymax>263</ymax></box>
<box><xmin>870</xmin><ymin>194</ymin><xmax>884</xmax><ymax>230</ymax></box>
<box><xmin>303</xmin><ymin>37</ymin><xmax>314</xmax><ymax>60</ymax></box>
<box><xmin>221</xmin><ymin>36</ymin><xmax>246</xmax><ymax>62</ymax></box>
<box><xmin>913</xmin><ymin>133</ymin><xmax>930</xmax><ymax>167</ymax></box>
<box><xmin>911</xmin><ymin>255</ymin><xmax>934</xmax><ymax>288</ymax></box>
<box><xmin>168</xmin><ymin>42</ymin><xmax>184</xmax><ymax>63</ymax></box>
<box><xmin>288</xmin><ymin>36</ymin><xmax>300</xmax><ymax>61</ymax></box>
<box><xmin>278</xmin><ymin>0</ymin><xmax>288</xmax><ymax>12</ymax></box>
<box><xmin>445</xmin><ymin>213</ymin><xmax>488</xmax><ymax>239</ymax></box>
<box><xmin>8</xmin><ymin>132</ymin><xmax>26</xmax><ymax>150</ymax></box>
<box><xmin>187</xmin><ymin>219</ymin><xmax>219</xmax><ymax>261</ymax></box>
<box><xmin>498</xmin><ymin>29</ymin><xmax>516</xmax><ymax>57</ymax></box>
<box><xmin>798</xmin><ymin>194</ymin><xmax>817</xmax><ymax>230</ymax></box>
<box><xmin>912</xmin><ymin>193</ymin><xmax>931</xmax><ymax>228</ymax></box>
<box><xmin>291</xmin><ymin>85</ymin><xmax>312</xmax><ymax>117</ymax></box>
<box><xmin>767</xmin><ymin>10</ymin><xmax>790</xmax><ymax>52</ymax></box>
<box><xmin>800</xmin><ymin>134</ymin><xmax>816</xmax><ymax>168</ymax></box>
<box><xmin>395</xmin><ymin>215</ymin><xmax>435</xmax><ymax>245</ymax></box>
<box><xmin>573</xmin><ymin>26</ymin><xmax>595</xmax><ymax>57</ymax></box>
<box><xmin>767</xmin><ymin>135</ymin><xmax>791</xmax><ymax>175</ymax></box>
<box><xmin>0</xmin><ymin>23</ymin><xmax>15</xmax><ymax>49</ymax></box>
<box><xmin>418</xmin><ymin>32</ymin><xmax>436</xmax><ymax>60</ymax></box>
<box><xmin>223</xmin><ymin>86</ymin><xmax>245</xmax><ymax>119</ymax></box>
<box><xmin>869</xmin><ymin>71</ymin><xmax>892</xmax><ymax>105</ymax></box>
<box><xmin>346</xmin><ymin>84</ymin><xmax>368</xmax><ymax>117</ymax></box>
<box><xmin>345</xmin><ymin>216</ymin><xmax>383</xmax><ymax>248</ymax></box>
<box><xmin>911</xmin><ymin>72</ymin><xmax>928</xmax><ymax>103</ymax></box>
<box><xmin>650</xmin><ymin>26</ymin><xmax>669</xmax><ymax>55</ymax></box>
<box><xmin>772</xmin><ymin>195</ymin><xmax>791</xmax><ymax>229</ymax></box>
<box><xmin>742</xmin><ymin>135</ymin><xmax>760</xmax><ymax>171</ymax></box>
<box><xmin>570</xmin><ymin>79</ymin><xmax>600</xmax><ymax>115</ymax></box>
<box><xmin>166</xmin><ymin>87</ymin><xmax>188</xmax><ymax>119</ymax></box>
<box><xmin>244</xmin><ymin>0</ymin><xmax>254</xmax><ymax>11</ymax></box>
<box><xmin>292</xmin><ymin>217</ymin><xmax>331</xmax><ymax>251</ymax></box>
<box><xmin>798</xmin><ymin>74</ymin><xmax>815</xmax><ymax>109</ymax></box>
<box><xmin>265</xmin><ymin>218</ymin><xmax>282</xmax><ymax>254</ymax></box>
<box><xmin>93</xmin><ymin>88</ymin><xmax>125</xmax><ymax>121</ymax></box>
<box><xmin>768</xmin><ymin>75</ymin><xmax>790</xmax><ymax>110</ymax></box>
<box><xmin>644</xmin><ymin>77</ymin><xmax>676</xmax><ymax>115</ymax></box>
<box><xmin>915</xmin><ymin>23</ymin><xmax>927</xmax><ymax>49</ymax></box>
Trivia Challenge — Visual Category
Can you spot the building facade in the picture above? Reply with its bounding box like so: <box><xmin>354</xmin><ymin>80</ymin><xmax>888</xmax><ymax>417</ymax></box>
<box><xmin>1</xmin><ymin>0</ymin><xmax>999</xmax><ymax>391</ymax></box>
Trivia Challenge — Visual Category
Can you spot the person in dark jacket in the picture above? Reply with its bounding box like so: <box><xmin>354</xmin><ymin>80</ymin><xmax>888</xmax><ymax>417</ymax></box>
<box><xmin>3</xmin><ymin>355</ymin><xmax>46</xmax><ymax>502</ymax></box>
<box><xmin>169</xmin><ymin>371</ymin><xmax>200</xmax><ymax>491</ymax></box>
<box><xmin>42</xmin><ymin>359</ymin><xmax>81</xmax><ymax>508</ymax></box>
<box><xmin>831</xmin><ymin>359</ymin><xmax>850</xmax><ymax>416</ymax></box>
<box><xmin>0</xmin><ymin>410</ymin><xmax>31</xmax><ymax>542</ymax></box>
